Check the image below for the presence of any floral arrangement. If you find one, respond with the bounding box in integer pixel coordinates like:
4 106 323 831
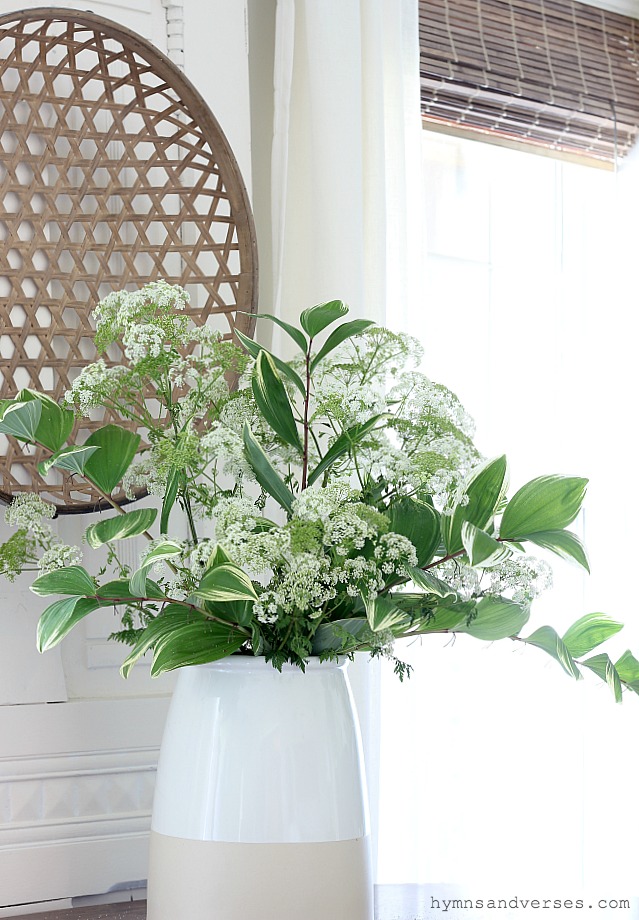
1 282 638 697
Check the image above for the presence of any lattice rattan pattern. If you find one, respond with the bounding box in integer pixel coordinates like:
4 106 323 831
0 9 257 512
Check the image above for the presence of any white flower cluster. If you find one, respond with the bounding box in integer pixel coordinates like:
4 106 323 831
200 424 253 481
313 376 386 426
390 373 476 439
122 458 167 500
122 323 165 364
38 543 83 575
253 554 336 624
64 360 127 415
374 532 418 575
487 557 553 605
323 506 380 555
5 493 56 538
292 481 360 523
93 280 189 331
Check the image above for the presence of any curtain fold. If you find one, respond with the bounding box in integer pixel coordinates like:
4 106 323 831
268 0 422 875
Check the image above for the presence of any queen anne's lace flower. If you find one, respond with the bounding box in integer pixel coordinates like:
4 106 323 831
5 494 56 538
38 544 83 575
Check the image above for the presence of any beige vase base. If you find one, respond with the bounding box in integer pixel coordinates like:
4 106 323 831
147 830 374 920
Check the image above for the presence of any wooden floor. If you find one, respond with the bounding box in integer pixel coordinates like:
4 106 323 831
8 885 442 920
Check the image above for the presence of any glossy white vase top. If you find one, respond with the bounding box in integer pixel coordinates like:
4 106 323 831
151 656 370 844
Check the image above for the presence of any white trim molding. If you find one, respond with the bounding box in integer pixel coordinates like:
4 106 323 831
161 0 185 68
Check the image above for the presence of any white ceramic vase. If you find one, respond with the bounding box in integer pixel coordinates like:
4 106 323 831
146 656 373 920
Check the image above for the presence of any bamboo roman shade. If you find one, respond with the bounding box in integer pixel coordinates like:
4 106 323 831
420 0 639 164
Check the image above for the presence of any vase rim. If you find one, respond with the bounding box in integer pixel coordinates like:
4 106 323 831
185 654 348 673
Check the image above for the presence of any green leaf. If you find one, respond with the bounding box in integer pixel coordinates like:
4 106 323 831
614 650 639 688
363 594 407 632
523 530 590 573
120 606 193 677
129 540 182 597
0 400 42 441
150 621 245 676
389 497 441 567
524 625 582 679
37 596 100 652
307 415 386 487
417 603 471 633
311 618 370 652
300 300 348 338
461 522 512 568
83 425 141 495
192 564 258 603
310 319 375 371
404 565 458 599
456 595 529 641
160 467 183 534
235 330 305 395
252 351 302 450
500 476 588 541
15 390 74 452
85 508 158 549
38 444 100 478
96 578 166 604
562 613 623 659
581 653 623 702
442 455 509 554
243 424 294 512
31 565 97 597
256 313 308 352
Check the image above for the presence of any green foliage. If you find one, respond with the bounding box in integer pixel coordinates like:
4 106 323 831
83 425 141 495
500 475 588 541
85 508 158 549
0 282 633 699
252 351 302 450
441 455 509 554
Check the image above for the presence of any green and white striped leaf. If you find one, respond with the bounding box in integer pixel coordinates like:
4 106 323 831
83 425 141 494
192 564 258 603
149 621 245 676
85 508 158 549
363 594 407 632
524 625 582 679
562 613 623 659
500 476 588 541
582 653 623 702
0 400 42 441
39 444 100 478
120 605 194 677
441 455 509 554
37 596 100 652
405 565 458 600
15 390 74 452
31 565 97 598
461 522 512 568
523 529 590 572
456 595 529 641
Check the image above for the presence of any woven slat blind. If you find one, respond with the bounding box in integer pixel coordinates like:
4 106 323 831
420 0 639 164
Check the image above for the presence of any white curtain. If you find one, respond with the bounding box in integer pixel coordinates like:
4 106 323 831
266 0 422 874
377 131 639 903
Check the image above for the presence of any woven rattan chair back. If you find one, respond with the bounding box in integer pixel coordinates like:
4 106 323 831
0 8 257 512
